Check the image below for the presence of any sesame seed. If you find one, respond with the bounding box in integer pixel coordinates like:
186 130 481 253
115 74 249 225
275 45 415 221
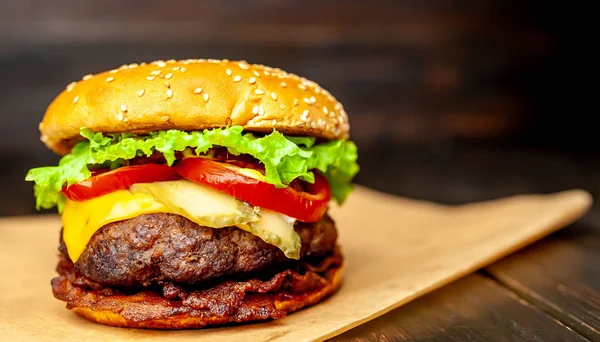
150 70 161 76
167 59 176 63
280 82 287 88
279 103 287 110
128 63 138 68
302 109 309 117
311 122 317 129
293 99 299 106
233 75 242 83
147 76 155 81
323 106 329 114
272 119 277 125
298 84 307 90
258 106 265 115
106 77 114 83
194 87 202 94
120 104 128 112
137 89 145 97
180 67 186 72
117 112 123 121
82 74 93 81
203 93 210 102
304 98 311 104
72 96 79 104
165 81 171 88
161 115 170 122
156 61 167 67
270 92 278 101
252 105 259 115
167 89 173 98
239 63 250 70
110 69 118 74
310 96 316 104
254 89 264 95
66 82 76 92
248 77 256 84
226 69 232 76
172 66 181 71
165 73 173 79
253 71 261 77
264 70 271 76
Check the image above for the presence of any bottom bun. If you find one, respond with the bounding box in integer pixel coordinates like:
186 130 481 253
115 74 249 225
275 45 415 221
52 248 344 329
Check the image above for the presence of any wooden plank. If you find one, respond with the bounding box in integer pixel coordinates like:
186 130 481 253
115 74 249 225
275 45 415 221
0 0 535 45
330 273 587 341
486 214 600 341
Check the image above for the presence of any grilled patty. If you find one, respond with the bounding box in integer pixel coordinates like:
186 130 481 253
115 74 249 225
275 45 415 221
59 213 337 287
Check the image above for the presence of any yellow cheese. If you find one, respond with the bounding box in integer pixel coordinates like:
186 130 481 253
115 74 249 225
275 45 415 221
229 165 267 182
62 190 169 262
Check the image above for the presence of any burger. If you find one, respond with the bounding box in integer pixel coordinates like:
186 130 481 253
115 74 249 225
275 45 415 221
25 59 359 329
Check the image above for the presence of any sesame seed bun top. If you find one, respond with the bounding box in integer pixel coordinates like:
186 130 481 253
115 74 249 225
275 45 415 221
39 58 351 155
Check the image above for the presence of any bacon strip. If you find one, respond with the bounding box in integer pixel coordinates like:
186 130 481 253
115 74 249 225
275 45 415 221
51 248 343 327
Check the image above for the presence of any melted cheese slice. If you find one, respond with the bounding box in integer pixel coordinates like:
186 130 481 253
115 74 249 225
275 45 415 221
62 190 169 262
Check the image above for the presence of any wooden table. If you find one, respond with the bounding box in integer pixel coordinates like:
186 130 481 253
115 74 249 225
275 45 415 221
330 213 600 341
326 146 600 341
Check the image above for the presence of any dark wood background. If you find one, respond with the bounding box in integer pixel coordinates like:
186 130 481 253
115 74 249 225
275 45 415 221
1 2 599 341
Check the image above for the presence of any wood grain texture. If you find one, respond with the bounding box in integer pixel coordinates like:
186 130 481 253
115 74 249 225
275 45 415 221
330 273 587 342
0 186 591 341
0 1 541 46
486 213 600 341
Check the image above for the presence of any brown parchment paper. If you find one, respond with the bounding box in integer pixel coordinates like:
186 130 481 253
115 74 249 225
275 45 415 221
0 186 592 341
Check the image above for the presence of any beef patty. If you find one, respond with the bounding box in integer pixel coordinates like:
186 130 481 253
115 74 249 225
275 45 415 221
59 213 337 287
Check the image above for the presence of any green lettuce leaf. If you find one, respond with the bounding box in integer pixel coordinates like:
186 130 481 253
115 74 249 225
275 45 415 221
25 126 359 212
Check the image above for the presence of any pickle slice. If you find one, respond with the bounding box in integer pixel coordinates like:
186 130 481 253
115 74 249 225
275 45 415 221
239 209 301 259
130 180 260 228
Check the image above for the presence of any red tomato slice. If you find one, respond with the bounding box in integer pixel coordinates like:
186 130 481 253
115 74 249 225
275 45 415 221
62 164 181 201
174 158 331 222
